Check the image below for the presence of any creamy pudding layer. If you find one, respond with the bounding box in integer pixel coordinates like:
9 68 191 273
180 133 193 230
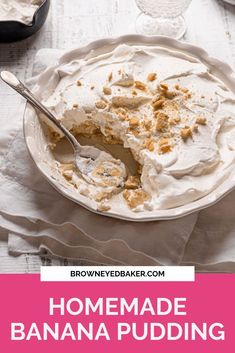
0 0 43 24
43 44 235 212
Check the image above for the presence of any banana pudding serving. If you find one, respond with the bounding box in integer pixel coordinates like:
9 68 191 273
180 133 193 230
43 44 235 213
0 0 43 24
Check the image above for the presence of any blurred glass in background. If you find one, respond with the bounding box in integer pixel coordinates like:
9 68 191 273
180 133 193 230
135 0 192 39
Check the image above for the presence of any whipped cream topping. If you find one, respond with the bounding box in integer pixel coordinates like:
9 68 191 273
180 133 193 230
43 44 235 212
0 0 43 24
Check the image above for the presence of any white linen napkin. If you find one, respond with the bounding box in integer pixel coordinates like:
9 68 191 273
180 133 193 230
0 49 234 271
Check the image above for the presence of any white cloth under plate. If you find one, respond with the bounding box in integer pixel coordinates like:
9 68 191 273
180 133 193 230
0 49 234 271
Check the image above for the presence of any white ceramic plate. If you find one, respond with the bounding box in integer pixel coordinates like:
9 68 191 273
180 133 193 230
23 34 235 222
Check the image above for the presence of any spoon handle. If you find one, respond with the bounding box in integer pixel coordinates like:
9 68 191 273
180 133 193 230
0 71 80 151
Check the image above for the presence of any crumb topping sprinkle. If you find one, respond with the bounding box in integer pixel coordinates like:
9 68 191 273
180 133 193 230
44 44 235 212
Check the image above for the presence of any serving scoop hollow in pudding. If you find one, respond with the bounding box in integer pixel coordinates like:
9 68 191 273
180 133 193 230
0 70 127 187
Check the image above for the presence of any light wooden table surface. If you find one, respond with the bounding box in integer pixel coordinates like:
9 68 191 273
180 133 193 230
0 0 235 272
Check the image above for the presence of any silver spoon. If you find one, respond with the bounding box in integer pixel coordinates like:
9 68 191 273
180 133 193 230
0 71 126 186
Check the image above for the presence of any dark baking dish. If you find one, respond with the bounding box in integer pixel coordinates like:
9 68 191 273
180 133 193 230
0 0 50 43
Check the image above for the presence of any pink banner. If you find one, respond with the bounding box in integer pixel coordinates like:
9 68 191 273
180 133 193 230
0 274 234 352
